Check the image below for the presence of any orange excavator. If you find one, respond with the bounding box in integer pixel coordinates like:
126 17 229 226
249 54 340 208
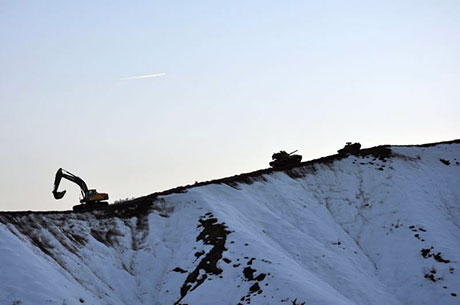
52 168 109 211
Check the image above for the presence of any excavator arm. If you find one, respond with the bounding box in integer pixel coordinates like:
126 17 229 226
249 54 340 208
52 168 89 200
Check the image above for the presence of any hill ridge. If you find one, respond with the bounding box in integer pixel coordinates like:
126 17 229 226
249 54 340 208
1 139 458 216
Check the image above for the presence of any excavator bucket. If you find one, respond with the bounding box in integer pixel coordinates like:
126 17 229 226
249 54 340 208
53 190 66 200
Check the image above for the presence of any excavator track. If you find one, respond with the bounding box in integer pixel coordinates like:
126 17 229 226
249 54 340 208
72 201 109 212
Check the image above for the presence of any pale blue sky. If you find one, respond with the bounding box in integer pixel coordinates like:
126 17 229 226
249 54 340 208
1 1 459 211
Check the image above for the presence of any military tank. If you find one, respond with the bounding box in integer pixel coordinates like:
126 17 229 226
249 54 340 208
337 142 361 155
269 150 302 168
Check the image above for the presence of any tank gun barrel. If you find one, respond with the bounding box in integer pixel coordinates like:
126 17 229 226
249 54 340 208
289 150 298 155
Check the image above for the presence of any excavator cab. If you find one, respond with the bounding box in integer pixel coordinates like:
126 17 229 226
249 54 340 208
82 189 109 203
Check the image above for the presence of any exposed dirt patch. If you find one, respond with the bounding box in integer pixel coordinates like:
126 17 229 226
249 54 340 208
433 253 451 263
249 282 261 293
94 198 160 219
410 225 427 241
421 247 433 258
173 267 187 273
128 214 150 250
285 168 307 179
90 227 124 248
420 247 451 263
238 257 268 304
255 273 266 281
424 268 441 282
356 146 393 161
243 267 256 280
194 250 205 259
175 213 230 305
440 159 450 166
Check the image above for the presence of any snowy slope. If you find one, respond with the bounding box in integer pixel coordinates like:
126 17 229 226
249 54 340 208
1 141 459 305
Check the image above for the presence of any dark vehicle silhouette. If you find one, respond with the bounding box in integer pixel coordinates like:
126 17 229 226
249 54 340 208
270 150 302 168
52 168 109 211
337 142 361 155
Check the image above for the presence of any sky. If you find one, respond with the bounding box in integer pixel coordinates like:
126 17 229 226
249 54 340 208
1 0 459 211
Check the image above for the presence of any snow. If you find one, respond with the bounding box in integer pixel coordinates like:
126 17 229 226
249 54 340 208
0 142 459 305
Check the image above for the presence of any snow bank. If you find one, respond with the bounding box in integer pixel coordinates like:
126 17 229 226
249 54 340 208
1 141 459 305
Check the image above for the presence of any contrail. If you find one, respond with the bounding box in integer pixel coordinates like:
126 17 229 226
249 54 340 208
119 73 166 80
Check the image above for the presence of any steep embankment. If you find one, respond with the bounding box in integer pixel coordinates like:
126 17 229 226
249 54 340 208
1 141 459 305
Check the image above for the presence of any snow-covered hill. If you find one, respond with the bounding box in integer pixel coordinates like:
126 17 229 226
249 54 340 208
1 141 459 305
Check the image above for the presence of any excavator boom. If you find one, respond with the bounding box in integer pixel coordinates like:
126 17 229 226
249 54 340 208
53 168 89 200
